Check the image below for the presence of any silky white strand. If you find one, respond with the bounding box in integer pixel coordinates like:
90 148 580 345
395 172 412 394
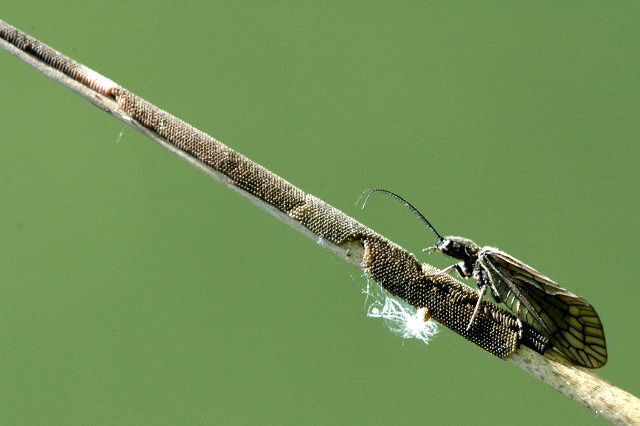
363 278 438 345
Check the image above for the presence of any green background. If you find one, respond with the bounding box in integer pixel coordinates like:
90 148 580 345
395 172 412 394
1 2 639 424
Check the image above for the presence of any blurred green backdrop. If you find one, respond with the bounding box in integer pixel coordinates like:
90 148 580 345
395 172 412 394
1 2 638 424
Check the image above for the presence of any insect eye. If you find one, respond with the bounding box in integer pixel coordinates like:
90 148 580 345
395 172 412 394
438 239 451 250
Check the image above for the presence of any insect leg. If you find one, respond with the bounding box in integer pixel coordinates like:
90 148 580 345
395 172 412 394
422 245 438 254
475 258 503 303
425 262 462 278
515 317 524 340
466 262 494 330
466 285 487 331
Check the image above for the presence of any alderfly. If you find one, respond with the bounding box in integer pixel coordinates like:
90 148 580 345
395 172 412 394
361 188 607 368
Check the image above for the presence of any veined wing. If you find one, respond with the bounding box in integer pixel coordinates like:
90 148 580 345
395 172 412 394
478 247 607 368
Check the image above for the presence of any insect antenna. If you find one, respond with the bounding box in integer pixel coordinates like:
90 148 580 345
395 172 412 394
360 188 443 240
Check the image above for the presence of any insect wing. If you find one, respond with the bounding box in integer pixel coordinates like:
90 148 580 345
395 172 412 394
479 248 607 368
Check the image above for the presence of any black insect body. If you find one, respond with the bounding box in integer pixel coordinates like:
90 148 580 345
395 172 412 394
362 189 608 368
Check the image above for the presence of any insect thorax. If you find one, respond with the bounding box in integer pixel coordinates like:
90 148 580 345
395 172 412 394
436 236 480 278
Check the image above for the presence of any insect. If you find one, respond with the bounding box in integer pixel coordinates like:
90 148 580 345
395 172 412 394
362 188 608 368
